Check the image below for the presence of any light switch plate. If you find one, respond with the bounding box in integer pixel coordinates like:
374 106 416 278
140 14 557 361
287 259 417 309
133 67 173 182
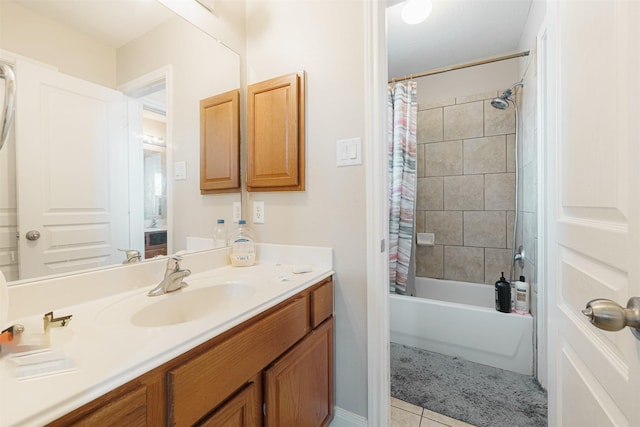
232 202 241 223
336 137 362 166
174 161 187 180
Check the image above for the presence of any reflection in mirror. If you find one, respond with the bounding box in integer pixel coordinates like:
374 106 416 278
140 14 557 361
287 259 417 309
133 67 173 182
0 0 241 284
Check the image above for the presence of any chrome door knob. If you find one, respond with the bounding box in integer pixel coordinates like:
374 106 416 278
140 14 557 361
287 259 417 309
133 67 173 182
582 297 640 339
25 230 40 241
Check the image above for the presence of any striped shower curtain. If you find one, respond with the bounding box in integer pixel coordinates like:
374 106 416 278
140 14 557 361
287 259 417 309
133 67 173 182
388 81 417 295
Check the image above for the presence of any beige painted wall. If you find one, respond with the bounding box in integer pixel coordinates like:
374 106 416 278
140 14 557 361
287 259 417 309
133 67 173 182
245 0 368 417
0 0 116 87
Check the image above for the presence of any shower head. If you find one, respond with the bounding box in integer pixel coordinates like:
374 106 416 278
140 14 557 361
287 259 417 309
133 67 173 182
490 97 510 110
490 81 523 110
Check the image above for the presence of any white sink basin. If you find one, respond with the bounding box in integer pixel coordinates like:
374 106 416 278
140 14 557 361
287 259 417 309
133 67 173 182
95 282 257 328
132 283 256 327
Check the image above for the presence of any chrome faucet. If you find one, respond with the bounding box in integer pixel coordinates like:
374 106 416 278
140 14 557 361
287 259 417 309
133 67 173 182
148 255 191 296
119 248 141 264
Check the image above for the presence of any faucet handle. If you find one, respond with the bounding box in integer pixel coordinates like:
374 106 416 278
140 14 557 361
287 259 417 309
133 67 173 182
165 254 184 273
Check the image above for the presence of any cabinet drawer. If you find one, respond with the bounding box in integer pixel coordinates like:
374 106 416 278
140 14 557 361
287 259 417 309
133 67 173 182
169 296 310 426
51 384 148 427
311 278 333 328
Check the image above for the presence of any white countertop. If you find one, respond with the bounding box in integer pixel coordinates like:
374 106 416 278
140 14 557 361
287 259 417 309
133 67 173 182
0 244 333 427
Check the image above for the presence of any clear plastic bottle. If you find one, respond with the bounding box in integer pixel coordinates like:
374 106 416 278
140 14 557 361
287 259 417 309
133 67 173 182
213 219 228 249
514 275 530 315
228 220 256 266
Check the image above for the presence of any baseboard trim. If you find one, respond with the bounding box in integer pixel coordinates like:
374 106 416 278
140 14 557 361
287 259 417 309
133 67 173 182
330 407 368 427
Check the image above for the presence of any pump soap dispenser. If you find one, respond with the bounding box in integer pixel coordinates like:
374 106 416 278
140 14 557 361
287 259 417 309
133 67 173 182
495 272 511 313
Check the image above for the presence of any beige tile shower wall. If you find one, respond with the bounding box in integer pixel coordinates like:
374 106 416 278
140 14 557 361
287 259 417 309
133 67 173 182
415 91 516 285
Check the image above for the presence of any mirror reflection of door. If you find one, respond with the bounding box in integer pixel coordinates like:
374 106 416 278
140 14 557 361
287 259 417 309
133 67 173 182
15 58 129 280
142 106 168 259
123 76 169 261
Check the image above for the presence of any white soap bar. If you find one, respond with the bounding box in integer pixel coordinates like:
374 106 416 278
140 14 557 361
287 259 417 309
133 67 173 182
292 265 313 274
8 349 74 379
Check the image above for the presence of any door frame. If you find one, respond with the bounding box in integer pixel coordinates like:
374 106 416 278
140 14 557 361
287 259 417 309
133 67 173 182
364 2 551 424
364 0 390 425
119 65 173 257
543 0 559 421
535 19 549 391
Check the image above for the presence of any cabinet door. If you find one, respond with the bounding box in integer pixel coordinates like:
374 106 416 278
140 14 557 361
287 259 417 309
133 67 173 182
200 381 261 427
247 72 305 192
264 318 334 427
169 296 310 426
200 89 240 194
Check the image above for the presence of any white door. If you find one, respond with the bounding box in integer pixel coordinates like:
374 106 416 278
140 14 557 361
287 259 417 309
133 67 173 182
548 0 640 425
15 59 129 279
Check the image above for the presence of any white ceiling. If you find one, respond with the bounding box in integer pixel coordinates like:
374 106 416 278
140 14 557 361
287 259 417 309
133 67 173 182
387 0 533 79
12 0 175 48
14 0 532 77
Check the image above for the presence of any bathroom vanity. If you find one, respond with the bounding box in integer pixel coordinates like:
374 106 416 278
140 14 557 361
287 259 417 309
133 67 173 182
49 277 333 426
1 244 334 427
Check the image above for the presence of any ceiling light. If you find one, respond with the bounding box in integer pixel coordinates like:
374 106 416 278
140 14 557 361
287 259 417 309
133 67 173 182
401 0 433 25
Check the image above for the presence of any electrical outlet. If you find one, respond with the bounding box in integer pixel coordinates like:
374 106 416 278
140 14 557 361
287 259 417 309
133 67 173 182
253 201 265 224
232 202 241 223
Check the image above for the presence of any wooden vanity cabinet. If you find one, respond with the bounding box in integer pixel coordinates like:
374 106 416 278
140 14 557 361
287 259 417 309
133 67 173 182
48 276 334 427
144 229 167 258
246 72 305 192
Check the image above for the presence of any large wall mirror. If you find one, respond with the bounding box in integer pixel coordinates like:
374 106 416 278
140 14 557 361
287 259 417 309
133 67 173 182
0 0 241 284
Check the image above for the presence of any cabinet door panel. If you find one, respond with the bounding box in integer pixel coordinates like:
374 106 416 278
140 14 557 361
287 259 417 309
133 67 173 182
264 318 334 427
200 89 240 193
199 381 261 427
247 72 305 192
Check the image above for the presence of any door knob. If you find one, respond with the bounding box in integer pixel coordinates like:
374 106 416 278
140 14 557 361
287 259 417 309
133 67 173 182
582 297 640 340
25 230 40 241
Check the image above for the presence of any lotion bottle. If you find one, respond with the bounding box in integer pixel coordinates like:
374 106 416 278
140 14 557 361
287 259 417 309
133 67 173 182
514 275 529 314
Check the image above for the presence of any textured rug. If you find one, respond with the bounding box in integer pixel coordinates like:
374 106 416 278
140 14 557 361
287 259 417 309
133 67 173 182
391 343 547 427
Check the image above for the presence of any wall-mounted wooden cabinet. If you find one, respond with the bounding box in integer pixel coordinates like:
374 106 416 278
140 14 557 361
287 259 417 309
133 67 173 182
247 72 305 192
200 89 240 194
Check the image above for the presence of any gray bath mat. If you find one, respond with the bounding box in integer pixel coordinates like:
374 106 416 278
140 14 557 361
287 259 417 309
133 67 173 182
391 343 547 427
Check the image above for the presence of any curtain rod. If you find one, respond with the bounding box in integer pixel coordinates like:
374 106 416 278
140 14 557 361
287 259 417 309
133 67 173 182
389 51 530 83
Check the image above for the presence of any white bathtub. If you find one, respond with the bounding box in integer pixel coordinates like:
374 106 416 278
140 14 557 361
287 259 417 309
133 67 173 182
390 277 533 375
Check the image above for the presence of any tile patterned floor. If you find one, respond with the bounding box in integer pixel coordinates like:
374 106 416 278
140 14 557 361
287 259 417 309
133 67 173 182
390 397 477 427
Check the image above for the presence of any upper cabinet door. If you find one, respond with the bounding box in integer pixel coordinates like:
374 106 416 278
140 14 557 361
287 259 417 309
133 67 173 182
200 89 240 194
247 72 305 192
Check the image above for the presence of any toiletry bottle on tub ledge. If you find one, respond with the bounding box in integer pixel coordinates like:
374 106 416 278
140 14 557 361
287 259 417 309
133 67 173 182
495 272 511 313
514 276 529 315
